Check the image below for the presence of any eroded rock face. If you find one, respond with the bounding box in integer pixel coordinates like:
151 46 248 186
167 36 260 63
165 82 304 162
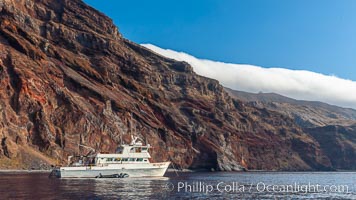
226 88 356 170
226 89 356 128
0 0 333 170
304 125 356 170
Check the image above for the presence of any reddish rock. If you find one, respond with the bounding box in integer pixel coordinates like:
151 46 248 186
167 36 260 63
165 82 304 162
0 0 333 170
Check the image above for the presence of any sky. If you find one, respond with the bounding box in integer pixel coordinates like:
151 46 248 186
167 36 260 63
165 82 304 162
83 0 356 108
84 0 356 81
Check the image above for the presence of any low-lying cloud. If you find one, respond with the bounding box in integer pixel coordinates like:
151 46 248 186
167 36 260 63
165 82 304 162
142 44 356 109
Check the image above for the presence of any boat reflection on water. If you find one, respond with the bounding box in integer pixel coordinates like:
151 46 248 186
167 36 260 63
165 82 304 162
58 176 172 199
94 177 171 198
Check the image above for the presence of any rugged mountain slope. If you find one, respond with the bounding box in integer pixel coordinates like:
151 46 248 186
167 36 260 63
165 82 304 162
226 88 356 170
304 125 356 170
226 88 356 128
0 0 333 170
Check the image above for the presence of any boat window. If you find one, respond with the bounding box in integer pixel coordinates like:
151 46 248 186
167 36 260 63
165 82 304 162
107 158 113 162
136 148 141 153
116 147 124 154
142 147 148 152
122 158 128 162
129 158 135 162
130 148 135 153
114 158 121 161
144 159 147 162
136 158 143 162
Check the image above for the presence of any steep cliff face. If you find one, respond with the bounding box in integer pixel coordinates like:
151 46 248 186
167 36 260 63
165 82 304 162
0 0 333 170
226 88 356 170
304 125 356 170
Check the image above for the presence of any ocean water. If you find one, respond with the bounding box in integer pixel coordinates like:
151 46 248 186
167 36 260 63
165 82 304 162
0 171 355 199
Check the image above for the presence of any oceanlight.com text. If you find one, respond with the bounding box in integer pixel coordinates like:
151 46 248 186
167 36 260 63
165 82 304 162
164 181 349 194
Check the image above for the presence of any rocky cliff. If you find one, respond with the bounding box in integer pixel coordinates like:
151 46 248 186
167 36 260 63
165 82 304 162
304 125 356 170
0 0 335 170
226 88 356 170
225 88 356 128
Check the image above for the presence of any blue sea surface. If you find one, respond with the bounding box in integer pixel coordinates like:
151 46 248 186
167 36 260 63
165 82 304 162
0 171 355 199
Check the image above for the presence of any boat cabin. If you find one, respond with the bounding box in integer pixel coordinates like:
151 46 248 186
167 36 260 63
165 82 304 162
67 137 153 166
95 137 152 165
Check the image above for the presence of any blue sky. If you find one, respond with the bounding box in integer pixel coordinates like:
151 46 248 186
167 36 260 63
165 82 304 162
84 0 356 81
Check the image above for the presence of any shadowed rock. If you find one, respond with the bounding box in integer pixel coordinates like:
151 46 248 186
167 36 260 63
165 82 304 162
0 0 337 171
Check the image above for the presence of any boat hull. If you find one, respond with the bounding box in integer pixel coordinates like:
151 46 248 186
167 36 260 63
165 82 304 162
57 162 170 178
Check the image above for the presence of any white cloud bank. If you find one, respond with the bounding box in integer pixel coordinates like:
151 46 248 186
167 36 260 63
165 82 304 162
142 44 356 109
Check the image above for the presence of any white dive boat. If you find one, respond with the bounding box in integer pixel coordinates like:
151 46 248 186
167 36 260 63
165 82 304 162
53 137 170 178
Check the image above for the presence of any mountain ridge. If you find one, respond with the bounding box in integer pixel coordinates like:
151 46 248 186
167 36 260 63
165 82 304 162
226 88 356 170
0 0 350 171
225 88 356 127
